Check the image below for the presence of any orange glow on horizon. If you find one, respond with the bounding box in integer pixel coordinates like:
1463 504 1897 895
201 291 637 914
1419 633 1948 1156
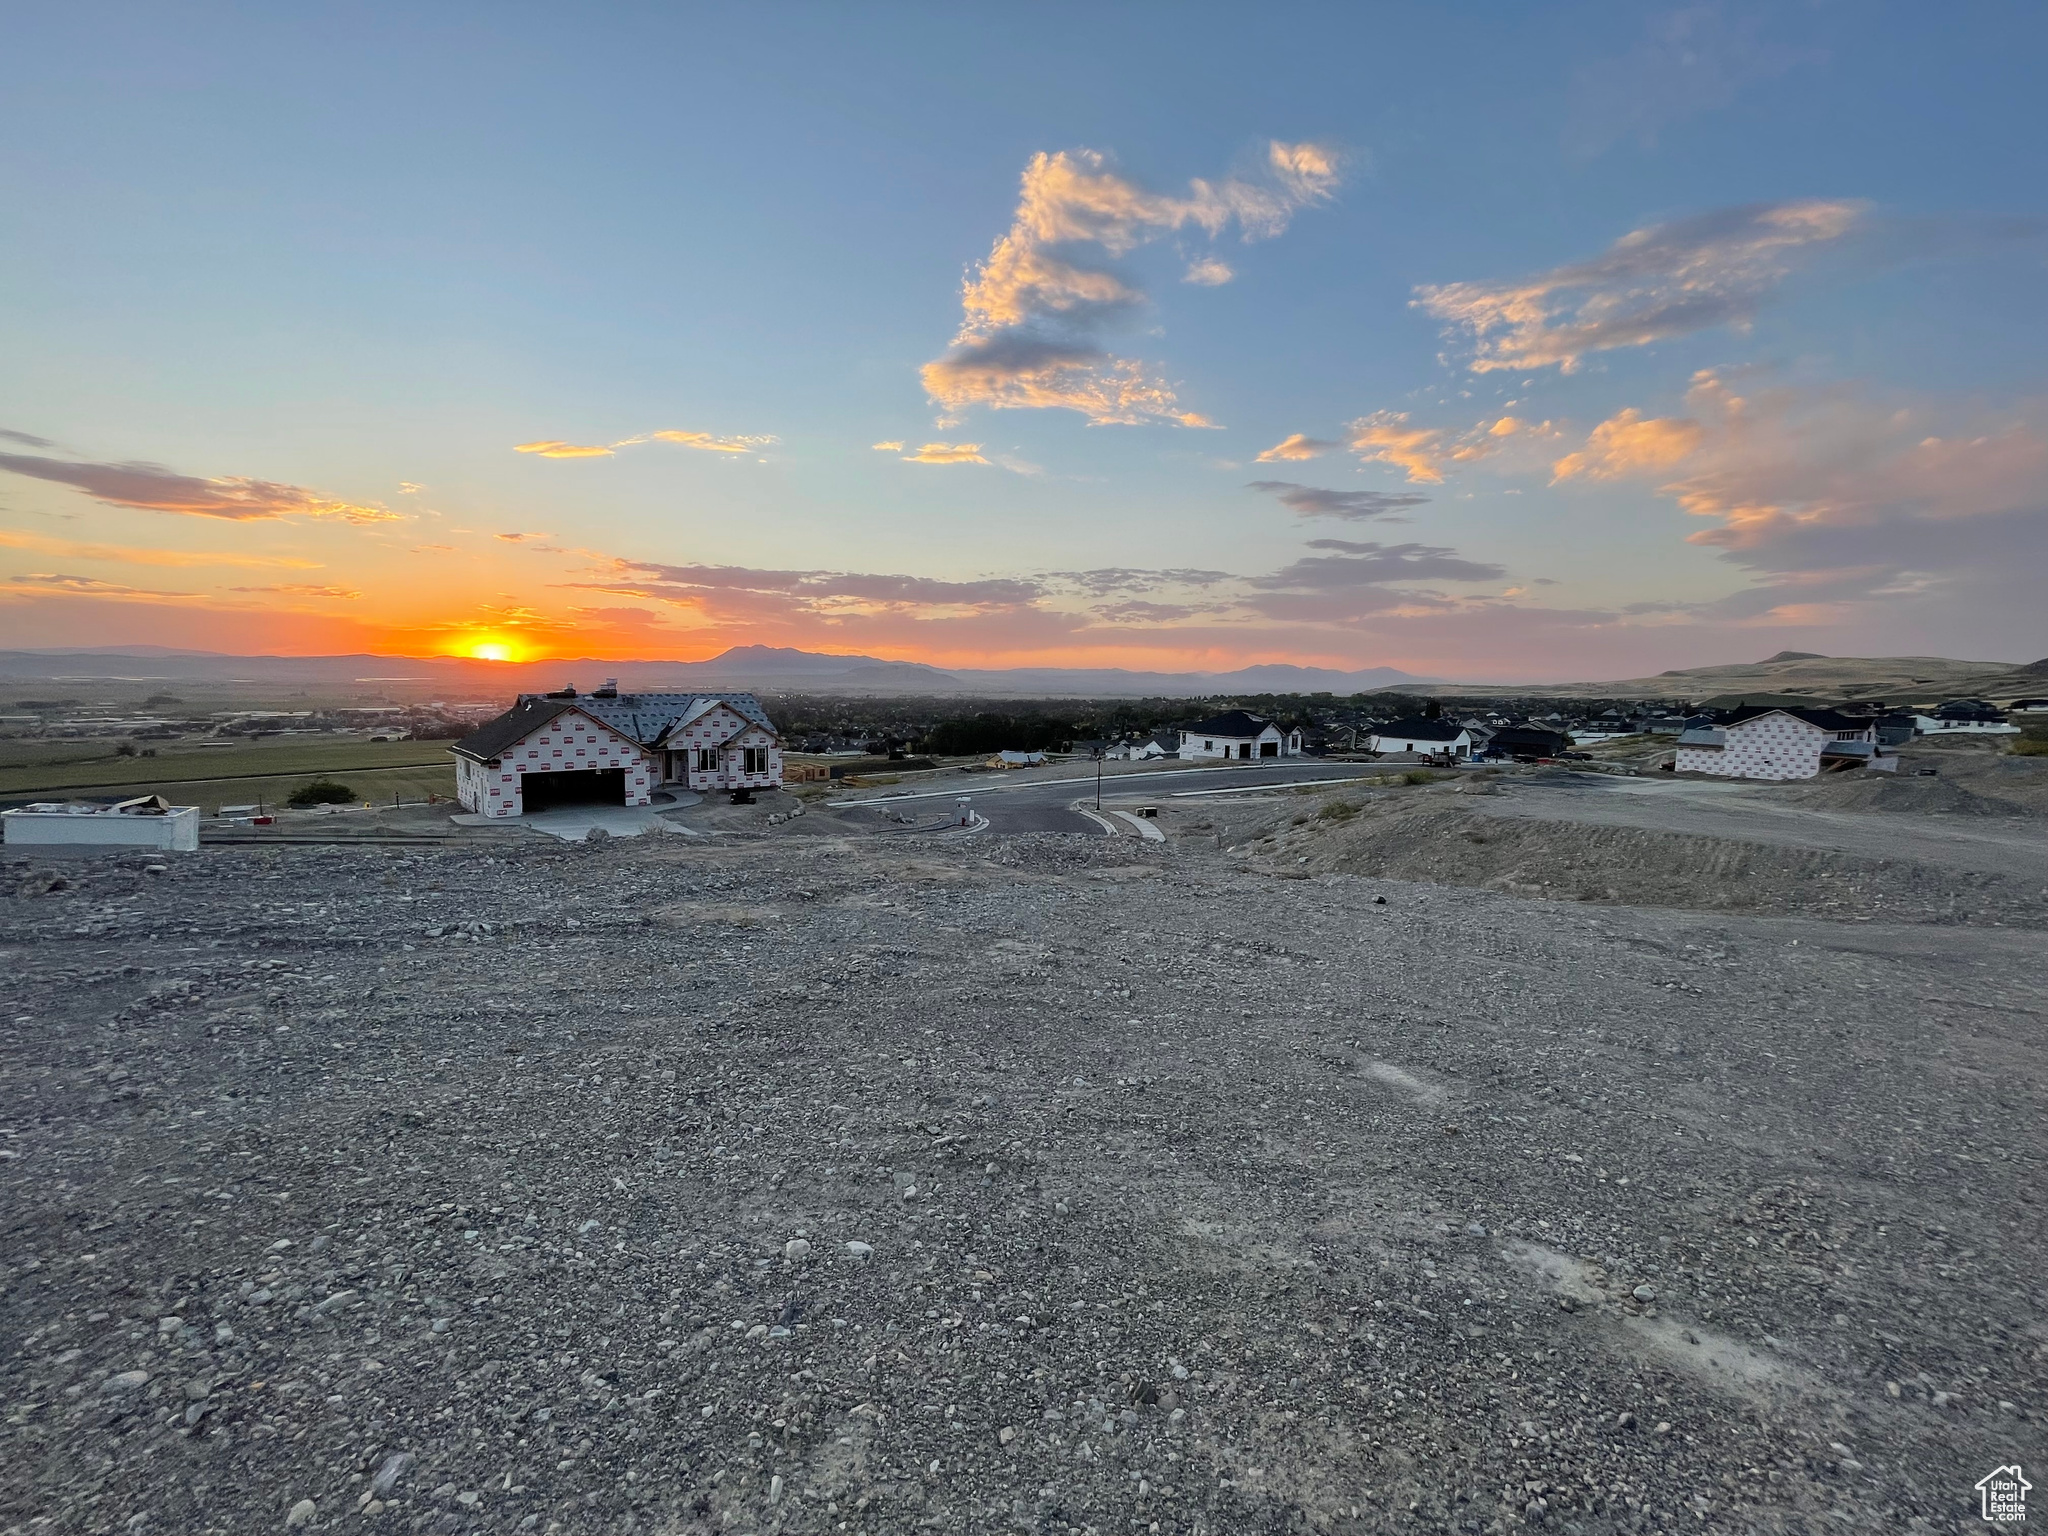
449 632 527 663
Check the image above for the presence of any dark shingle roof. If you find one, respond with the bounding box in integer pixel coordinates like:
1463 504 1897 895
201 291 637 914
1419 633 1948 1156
577 690 777 741
1724 704 1866 732
451 697 572 762
1369 718 1465 742
1181 710 1275 739
450 690 780 763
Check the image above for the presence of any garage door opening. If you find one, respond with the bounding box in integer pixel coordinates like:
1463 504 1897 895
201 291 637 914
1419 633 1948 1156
520 767 625 813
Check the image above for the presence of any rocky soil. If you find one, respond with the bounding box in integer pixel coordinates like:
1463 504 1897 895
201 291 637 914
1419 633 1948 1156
1 827 2043 1536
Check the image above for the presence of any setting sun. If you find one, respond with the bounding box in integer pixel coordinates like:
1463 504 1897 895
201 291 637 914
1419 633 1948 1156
455 634 524 663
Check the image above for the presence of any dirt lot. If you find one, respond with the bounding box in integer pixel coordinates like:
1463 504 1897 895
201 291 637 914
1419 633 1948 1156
1 805 2043 1536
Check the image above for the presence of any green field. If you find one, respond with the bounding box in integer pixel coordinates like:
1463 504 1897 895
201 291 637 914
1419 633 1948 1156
0 736 459 813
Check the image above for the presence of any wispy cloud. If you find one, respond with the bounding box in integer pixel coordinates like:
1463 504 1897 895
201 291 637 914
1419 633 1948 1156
515 429 777 460
495 531 554 543
0 451 404 523
922 142 1338 425
514 440 616 459
648 430 775 454
0 529 321 569
1347 412 1449 483
1247 481 1432 521
0 428 55 448
1 572 201 601
899 442 989 465
1254 433 1338 463
1415 200 1865 372
1183 257 1234 286
226 583 362 599
871 440 905 452
1565 6 1824 158
1254 540 1506 588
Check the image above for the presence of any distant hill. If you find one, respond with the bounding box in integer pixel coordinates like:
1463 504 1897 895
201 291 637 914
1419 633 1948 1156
1429 652 2042 704
3 644 2033 704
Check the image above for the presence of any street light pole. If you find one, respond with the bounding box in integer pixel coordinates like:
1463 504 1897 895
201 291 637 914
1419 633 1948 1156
1095 747 1103 810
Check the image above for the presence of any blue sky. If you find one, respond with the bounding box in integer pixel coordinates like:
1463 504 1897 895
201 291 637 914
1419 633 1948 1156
1 2 2042 678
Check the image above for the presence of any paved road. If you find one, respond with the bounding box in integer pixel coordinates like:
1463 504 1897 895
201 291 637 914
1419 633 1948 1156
1482 770 2047 879
827 758 1392 835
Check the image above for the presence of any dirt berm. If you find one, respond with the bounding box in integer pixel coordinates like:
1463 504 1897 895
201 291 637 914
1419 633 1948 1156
1240 798 2046 926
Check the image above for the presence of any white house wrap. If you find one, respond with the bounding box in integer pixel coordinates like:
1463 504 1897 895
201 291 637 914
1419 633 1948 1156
452 683 782 818
1673 705 1889 782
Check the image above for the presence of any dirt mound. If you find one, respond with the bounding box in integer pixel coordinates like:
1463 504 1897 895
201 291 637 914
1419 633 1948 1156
1707 738 2048 817
1772 771 2031 817
1246 801 2044 925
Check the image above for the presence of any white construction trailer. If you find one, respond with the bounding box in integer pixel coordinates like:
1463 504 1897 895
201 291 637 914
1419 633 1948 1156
1 797 200 851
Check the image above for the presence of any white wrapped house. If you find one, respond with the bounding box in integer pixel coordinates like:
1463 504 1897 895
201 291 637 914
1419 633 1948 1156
453 681 783 818
1673 705 1892 781
1178 710 1302 761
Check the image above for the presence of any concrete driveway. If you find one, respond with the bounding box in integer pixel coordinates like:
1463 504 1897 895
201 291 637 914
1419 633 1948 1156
451 792 703 842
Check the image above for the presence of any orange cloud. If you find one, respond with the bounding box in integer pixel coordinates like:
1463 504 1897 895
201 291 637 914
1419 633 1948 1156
926 142 1339 426
1346 412 1447 484
1255 433 1337 462
871 440 905 452
514 440 615 458
517 430 776 460
921 341 1189 427
900 442 989 465
647 430 776 453
1551 408 1705 481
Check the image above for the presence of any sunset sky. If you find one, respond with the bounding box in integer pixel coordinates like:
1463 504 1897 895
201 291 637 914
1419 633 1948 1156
1 3 2042 681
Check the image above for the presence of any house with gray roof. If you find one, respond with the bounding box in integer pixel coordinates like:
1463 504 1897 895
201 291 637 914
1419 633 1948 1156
451 680 783 818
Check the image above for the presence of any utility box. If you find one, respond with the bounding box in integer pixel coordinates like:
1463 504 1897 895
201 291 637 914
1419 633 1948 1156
2 798 201 851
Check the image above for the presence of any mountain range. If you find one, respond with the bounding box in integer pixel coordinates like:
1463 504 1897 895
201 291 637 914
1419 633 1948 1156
0 643 2039 703
0 643 1429 698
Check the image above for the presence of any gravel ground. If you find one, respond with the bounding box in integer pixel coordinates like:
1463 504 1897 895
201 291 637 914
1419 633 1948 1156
1 828 2042 1536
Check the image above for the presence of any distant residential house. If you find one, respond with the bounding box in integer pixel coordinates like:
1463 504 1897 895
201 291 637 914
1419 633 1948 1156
452 681 782 818
2009 697 2048 714
1068 738 1112 758
1179 710 1302 761
1674 705 1892 781
988 749 1046 769
1915 699 2018 736
1112 729 1179 761
1366 718 1473 757
1484 725 1571 761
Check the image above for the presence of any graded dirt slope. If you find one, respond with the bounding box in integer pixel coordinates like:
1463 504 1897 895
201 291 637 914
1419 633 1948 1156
1175 761 2048 926
2 830 2042 1535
